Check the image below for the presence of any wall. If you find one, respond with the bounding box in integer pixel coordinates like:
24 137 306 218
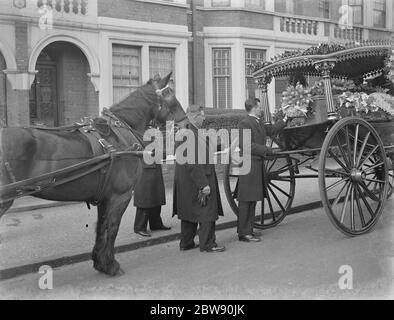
98 0 188 25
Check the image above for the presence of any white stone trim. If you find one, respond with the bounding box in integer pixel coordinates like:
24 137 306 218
3 70 37 90
0 40 17 71
28 33 100 89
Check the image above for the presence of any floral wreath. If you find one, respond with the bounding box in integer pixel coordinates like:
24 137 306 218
385 49 394 84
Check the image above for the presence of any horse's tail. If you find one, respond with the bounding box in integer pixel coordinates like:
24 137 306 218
0 127 14 217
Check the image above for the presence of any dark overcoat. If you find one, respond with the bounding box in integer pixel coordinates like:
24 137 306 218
237 115 286 202
172 126 224 223
133 161 166 208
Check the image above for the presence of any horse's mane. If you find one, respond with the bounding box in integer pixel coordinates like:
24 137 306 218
109 82 157 130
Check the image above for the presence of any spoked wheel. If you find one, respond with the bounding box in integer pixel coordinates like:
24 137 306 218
389 169 394 198
223 155 296 230
319 117 389 236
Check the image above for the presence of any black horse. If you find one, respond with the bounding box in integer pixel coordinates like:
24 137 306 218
0 73 186 276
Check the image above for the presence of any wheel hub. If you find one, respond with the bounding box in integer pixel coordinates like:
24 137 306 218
350 168 366 182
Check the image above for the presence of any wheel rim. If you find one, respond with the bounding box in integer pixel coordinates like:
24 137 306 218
319 118 389 236
223 156 296 230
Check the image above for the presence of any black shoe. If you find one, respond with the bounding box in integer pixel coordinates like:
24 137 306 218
180 243 199 251
204 246 226 253
135 230 151 237
151 226 171 231
239 235 261 242
252 231 262 237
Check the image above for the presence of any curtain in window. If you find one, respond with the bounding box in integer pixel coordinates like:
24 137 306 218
245 48 266 100
348 0 363 25
373 0 386 28
112 44 141 103
149 47 175 90
213 48 232 109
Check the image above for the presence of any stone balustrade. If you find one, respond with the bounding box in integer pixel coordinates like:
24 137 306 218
37 0 88 15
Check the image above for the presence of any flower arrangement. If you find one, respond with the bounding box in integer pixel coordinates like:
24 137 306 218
385 51 394 84
368 92 394 116
280 82 313 126
338 91 394 120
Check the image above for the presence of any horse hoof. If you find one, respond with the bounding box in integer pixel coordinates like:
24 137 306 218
117 268 125 276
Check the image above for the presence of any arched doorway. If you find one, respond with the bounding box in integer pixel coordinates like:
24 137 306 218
0 52 6 126
29 41 98 126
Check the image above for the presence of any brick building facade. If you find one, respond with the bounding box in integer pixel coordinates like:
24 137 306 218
0 0 393 126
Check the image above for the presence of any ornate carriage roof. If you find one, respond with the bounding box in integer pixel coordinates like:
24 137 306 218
252 40 394 83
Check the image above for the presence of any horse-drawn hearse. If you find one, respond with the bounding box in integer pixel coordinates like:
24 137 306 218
1 41 394 277
224 40 394 237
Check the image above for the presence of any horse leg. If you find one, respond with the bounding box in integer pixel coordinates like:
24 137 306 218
93 191 132 276
92 202 109 273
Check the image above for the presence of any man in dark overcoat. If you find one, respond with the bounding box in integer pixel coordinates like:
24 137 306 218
237 98 287 242
172 106 225 252
133 136 170 237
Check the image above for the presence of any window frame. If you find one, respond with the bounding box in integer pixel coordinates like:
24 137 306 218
348 0 363 25
112 44 142 104
212 48 232 109
149 46 176 92
373 0 386 28
245 48 266 101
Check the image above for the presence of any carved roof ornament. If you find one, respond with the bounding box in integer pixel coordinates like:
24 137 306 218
252 40 394 81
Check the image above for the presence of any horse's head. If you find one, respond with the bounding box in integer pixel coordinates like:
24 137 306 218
149 73 187 125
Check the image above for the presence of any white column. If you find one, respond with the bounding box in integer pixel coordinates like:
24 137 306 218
204 42 214 108
99 34 111 110
232 38 243 109
176 40 189 110
141 44 150 84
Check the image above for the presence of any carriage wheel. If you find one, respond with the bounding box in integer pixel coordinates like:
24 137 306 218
318 117 389 236
223 155 296 230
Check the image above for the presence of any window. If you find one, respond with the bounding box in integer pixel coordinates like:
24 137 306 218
149 47 175 91
319 0 329 19
348 0 363 25
112 44 141 103
213 48 232 109
373 0 386 28
211 0 230 7
245 0 265 9
245 49 266 100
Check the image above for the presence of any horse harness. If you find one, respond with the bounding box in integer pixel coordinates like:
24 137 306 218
76 108 145 208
